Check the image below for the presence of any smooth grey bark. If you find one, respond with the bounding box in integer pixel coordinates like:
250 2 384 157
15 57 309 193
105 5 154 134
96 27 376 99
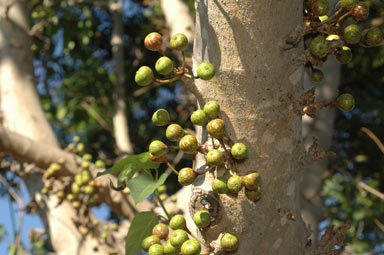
110 0 134 154
0 2 113 254
191 1 307 254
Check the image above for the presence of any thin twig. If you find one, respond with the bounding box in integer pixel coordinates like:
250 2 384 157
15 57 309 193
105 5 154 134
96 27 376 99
0 174 23 205
81 101 114 134
358 181 384 200
361 127 384 154
373 218 384 232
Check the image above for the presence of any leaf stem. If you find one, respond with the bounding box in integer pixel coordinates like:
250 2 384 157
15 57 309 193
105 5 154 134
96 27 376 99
155 191 171 221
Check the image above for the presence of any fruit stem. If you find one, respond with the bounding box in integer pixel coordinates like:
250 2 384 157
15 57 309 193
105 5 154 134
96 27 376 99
184 73 193 79
155 191 171 221
166 162 179 175
218 138 232 160
153 76 181 84
320 7 345 25
185 227 208 247
337 9 353 23
182 51 186 70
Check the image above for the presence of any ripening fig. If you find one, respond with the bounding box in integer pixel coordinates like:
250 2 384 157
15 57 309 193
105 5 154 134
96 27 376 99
181 239 201 255
221 233 239 252
336 93 355 111
206 149 224 166
231 143 248 160
179 135 199 153
144 32 163 51
227 175 244 193
336 46 352 64
190 109 208 126
340 0 358 9
149 140 168 157
95 160 105 168
212 176 229 194
71 183 81 194
343 24 361 44
203 101 220 118
157 184 167 194
352 2 369 20
311 0 330 16
135 66 154 86
73 136 80 143
206 119 225 139
152 223 169 240
82 161 90 169
164 240 179 255
362 27 383 47
245 186 261 202
311 69 324 82
170 33 188 51
155 56 174 75
178 167 197 186
310 36 330 58
111 223 119 231
242 172 261 191
197 62 215 80
83 153 92 161
159 193 168 201
57 190 65 199
169 229 189 248
41 187 49 194
142 235 161 251
80 226 89 236
170 214 186 230
72 200 81 209
148 244 164 255
152 109 170 126
166 124 184 142
84 185 94 195
193 210 211 228
66 193 76 201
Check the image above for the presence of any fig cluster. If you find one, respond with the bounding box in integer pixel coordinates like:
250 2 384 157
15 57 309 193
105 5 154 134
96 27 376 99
304 0 382 85
135 32 216 87
141 214 239 254
40 136 116 239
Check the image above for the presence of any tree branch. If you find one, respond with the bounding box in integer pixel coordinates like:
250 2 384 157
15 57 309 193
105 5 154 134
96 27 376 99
0 126 152 220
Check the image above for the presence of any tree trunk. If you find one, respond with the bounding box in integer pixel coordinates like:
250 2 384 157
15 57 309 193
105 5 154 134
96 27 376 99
301 57 340 243
0 2 112 254
110 0 134 154
191 1 307 254
300 0 341 243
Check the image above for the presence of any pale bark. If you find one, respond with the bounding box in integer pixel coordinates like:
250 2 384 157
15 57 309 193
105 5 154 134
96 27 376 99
110 0 134 154
191 1 307 254
301 57 340 243
0 2 113 254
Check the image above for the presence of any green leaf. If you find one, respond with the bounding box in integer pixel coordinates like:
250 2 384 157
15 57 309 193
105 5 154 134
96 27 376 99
127 173 169 205
96 152 160 184
125 212 158 255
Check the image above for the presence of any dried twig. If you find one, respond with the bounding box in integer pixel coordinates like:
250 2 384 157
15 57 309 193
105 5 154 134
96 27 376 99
360 127 384 154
